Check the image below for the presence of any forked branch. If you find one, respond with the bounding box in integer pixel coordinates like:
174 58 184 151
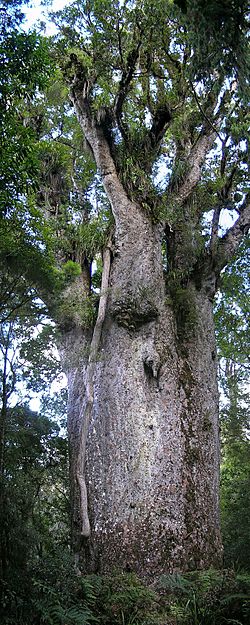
147 103 171 152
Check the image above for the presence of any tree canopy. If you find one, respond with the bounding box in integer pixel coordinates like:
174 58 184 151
46 0 249 287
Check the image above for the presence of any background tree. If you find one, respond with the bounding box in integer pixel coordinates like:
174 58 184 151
0 5 70 614
0 305 69 617
215 239 250 570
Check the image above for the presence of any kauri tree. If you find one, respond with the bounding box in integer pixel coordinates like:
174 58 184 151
3 0 250 578
47 0 250 577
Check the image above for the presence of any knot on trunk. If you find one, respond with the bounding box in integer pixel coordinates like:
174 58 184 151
110 285 159 330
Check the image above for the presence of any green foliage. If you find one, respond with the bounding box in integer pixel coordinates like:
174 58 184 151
174 0 250 99
34 595 94 625
2 555 163 625
31 570 164 625
2 564 250 625
214 240 250 571
159 569 250 625
0 16 53 212
0 212 58 310
84 572 161 624
58 292 98 330
0 266 69 624
0 3 61 317
0 406 69 625
221 436 250 571
61 260 82 283
19 323 63 395
215 238 250 376
0 0 25 33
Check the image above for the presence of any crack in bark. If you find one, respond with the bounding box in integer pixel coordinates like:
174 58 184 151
76 244 111 536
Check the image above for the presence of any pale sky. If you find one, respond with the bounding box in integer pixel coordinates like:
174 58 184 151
24 0 71 33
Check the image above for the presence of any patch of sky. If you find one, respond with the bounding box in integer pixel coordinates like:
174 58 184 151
113 70 122 83
151 154 173 192
23 0 71 34
201 207 240 243
219 208 239 233
112 127 123 144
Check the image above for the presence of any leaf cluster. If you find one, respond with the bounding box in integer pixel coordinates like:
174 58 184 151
0 22 53 211
175 0 250 100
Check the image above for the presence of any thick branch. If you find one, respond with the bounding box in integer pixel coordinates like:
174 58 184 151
114 42 142 141
70 81 134 230
209 205 222 252
214 197 250 272
147 104 171 152
76 244 111 536
173 131 216 205
220 164 238 201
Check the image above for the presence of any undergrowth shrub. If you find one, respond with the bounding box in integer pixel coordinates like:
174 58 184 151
81 572 164 624
158 569 250 625
1 561 250 625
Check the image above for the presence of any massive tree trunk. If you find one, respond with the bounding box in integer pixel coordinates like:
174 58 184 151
56 64 248 577
60 190 222 577
36 0 250 580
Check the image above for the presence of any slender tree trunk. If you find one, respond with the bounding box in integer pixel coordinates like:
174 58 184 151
60 325 89 556
60 198 222 577
59 273 92 556
0 327 11 587
0 334 9 480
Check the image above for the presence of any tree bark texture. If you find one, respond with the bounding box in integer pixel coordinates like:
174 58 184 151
53 76 231 576
60 195 222 578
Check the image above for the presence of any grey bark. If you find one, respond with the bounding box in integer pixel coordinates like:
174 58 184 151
76 244 111 537
85 242 221 576
58 84 249 577
61 193 222 577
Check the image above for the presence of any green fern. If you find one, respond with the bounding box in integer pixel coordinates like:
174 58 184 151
37 600 94 625
158 570 250 625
